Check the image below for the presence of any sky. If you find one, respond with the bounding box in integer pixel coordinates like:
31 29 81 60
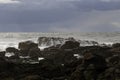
0 0 120 32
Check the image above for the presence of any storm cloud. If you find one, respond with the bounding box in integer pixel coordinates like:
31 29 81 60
0 0 120 32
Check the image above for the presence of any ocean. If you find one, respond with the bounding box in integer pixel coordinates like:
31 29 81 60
0 32 120 51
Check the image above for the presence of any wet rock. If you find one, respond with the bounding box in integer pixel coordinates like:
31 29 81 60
112 43 120 48
18 41 38 51
28 47 41 60
0 57 8 72
38 37 100 48
44 45 61 51
0 51 5 57
18 41 39 56
60 41 80 49
37 37 77 47
2 39 120 80
42 48 77 65
81 46 112 58
79 40 99 46
5 47 20 59
38 37 65 47
108 55 120 65
6 47 19 53
70 67 85 80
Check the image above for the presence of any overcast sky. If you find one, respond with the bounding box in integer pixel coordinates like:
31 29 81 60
0 0 120 32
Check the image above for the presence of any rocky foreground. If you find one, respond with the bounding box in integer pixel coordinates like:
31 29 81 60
0 37 120 80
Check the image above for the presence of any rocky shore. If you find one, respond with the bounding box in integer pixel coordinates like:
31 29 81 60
0 37 120 80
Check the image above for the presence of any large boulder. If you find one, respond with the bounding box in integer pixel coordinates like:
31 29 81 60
18 41 39 56
108 55 120 65
60 41 80 49
42 48 77 65
5 47 19 58
112 43 120 48
18 41 38 51
28 47 41 60
6 47 19 53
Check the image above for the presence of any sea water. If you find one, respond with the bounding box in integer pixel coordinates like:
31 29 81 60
0 32 120 51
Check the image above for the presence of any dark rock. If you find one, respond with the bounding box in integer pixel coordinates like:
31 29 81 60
6 47 19 53
112 43 120 48
1 39 120 80
81 46 112 58
5 47 20 58
0 51 5 57
37 37 78 47
79 40 99 46
18 41 39 56
70 49 108 80
42 48 77 65
38 37 65 47
21 75 41 80
44 45 61 51
108 55 120 65
0 57 8 72
18 41 38 51
28 47 41 60
38 37 100 48
60 41 80 49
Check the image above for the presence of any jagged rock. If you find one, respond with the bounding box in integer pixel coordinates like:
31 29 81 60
108 55 120 65
101 66 120 80
5 47 20 58
38 37 65 47
0 51 5 57
79 40 99 46
18 41 39 56
0 57 15 75
0 57 7 71
18 41 38 51
6 47 19 53
60 41 80 49
1 39 120 80
38 37 100 48
42 48 78 66
70 66 85 80
112 43 120 48
44 44 61 51
28 47 41 60
70 49 108 80
81 46 112 58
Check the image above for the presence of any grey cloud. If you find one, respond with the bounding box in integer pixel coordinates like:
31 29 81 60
49 10 120 32
0 0 120 32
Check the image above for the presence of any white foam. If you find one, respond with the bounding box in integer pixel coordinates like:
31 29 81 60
5 52 15 57
39 46 49 50
38 57 44 61
19 56 30 59
74 54 84 59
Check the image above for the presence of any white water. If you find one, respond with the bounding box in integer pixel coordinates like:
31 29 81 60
0 32 120 51
5 52 15 57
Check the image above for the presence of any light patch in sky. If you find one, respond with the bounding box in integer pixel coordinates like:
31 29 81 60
0 0 20 4
111 22 120 28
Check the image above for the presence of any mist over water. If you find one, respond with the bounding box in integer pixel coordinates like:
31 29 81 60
0 32 120 51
